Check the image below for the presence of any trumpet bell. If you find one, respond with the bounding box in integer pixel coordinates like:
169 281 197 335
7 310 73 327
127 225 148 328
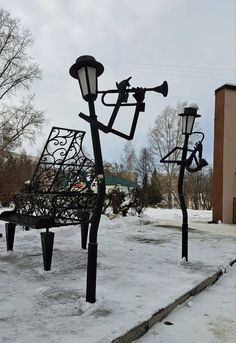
153 81 168 97
199 158 208 169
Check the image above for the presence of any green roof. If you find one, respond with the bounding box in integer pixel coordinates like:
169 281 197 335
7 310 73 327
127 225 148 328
105 175 137 188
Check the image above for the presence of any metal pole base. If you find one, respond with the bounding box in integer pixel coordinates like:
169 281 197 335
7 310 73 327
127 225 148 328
5 223 16 251
182 222 188 262
41 230 54 271
86 242 98 303
81 223 89 250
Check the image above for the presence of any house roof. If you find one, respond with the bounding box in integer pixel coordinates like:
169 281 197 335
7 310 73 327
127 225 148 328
105 175 137 188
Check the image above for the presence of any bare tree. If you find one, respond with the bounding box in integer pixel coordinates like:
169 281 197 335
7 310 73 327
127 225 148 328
120 141 137 174
103 161 126 176
148 101 187 208
148 169 163 206
185 166 213 210
0 8 44 152
0 152 36 206
135 146 153 188
0 96 44 152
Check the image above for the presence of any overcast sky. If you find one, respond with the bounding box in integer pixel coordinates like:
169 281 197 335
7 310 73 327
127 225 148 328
1 0 236 164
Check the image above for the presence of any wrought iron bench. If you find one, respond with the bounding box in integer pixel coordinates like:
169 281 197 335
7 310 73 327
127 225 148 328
0 126 97 270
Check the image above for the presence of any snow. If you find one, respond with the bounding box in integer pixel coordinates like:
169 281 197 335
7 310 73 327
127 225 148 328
136 263 236 343
188 103 199 109
0 208 235 342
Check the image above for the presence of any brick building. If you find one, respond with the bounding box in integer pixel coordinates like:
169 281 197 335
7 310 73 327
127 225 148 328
213 84 236 224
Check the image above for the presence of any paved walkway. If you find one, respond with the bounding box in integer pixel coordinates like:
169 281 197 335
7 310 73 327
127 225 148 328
135 262 236 343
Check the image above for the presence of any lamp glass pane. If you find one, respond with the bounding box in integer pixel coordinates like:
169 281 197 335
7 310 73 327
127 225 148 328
78 67 88 97
87 66 97 94
182 115 187 134
186 115 195 134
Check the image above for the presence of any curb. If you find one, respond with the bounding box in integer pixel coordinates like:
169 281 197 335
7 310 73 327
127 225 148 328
112 259 236 343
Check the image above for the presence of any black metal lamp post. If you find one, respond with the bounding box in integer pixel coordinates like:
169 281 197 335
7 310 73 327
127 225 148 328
160 104 207 262
70 55 168 303
70 56 106 303
178 105 200 261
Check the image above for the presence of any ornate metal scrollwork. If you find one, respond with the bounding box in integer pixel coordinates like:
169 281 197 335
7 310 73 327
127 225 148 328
52 193 97 225
29 127 96 193
6 127 98 227
13 191 98 225
14 193 55 217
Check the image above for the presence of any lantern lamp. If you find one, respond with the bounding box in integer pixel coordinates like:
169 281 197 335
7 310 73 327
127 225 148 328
179 104 201 135
69 55 104 101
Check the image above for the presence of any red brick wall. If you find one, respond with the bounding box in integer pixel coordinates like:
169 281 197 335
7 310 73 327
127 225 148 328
212 89 225 222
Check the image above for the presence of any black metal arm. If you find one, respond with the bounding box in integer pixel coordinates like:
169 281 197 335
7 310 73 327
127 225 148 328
160 132 208 172
79 78 168 140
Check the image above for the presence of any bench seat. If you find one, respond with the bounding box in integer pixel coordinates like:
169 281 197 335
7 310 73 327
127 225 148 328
0 211 56 229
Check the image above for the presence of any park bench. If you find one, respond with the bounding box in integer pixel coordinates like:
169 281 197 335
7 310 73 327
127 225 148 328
0 126 98 270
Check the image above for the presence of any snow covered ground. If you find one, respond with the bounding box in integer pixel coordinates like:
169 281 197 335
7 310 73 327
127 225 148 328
136 262 236 343
0 208 235 342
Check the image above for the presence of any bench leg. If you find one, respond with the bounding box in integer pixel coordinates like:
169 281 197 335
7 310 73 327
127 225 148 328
81 223 89 250
41 230 54 271
5 223 16 251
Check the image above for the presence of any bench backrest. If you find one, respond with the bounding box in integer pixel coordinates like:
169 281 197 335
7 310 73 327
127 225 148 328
29 127 96 194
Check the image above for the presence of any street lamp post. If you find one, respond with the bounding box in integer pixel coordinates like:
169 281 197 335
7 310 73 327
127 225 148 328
160 104 207 262
70 55 168 302
70 56 105 303
178 105 200 261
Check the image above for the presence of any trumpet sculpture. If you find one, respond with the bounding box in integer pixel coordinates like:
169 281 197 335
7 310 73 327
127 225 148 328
79 77 168 140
